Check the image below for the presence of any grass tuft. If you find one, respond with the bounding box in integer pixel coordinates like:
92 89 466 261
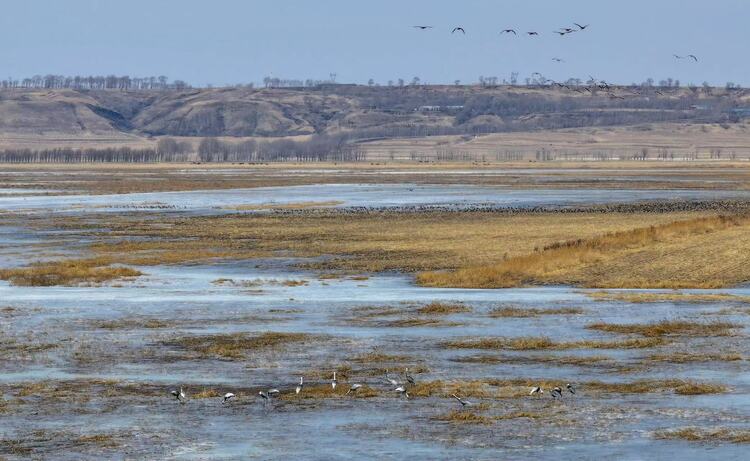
165 332 312 359
0 257 141 286
586 320 741 337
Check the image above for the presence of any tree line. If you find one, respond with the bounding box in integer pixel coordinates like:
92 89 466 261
0 75 190 90
0 135 366 163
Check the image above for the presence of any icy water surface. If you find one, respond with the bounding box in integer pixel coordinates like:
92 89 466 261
2 185 750 459
2 257 750 460
2 183 750 214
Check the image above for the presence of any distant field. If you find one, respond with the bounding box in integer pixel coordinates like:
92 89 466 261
3 161 750 194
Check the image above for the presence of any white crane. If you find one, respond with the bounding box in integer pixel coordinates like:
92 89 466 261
222 392 235 404
551 387 563 399
346 384 363 395
566 383 576 395
394 385 409 399
296 376 304 395
385 370 400 386
451 394 471 407
331 372 338 390
529 386 543 396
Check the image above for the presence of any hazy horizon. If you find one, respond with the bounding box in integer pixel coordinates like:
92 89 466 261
1 0 748 87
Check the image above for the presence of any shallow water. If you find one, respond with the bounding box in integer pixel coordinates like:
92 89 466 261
2 183 749 214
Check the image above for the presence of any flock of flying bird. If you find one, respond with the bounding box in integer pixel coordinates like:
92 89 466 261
170 369 576 408
411 22 700 99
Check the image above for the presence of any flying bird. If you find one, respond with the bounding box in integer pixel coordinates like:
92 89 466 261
413 25 433 30
560 28 576 33
501 29 517 35
222 392 235 404
530 386 543 396
574 23 589 30
552 58 565 63
296 376 304 395
451 394 472 407
688 54 698 62
346 384 363 395
566 384 576 395
673 54 684 59
527 31 539 36
452 27 466 34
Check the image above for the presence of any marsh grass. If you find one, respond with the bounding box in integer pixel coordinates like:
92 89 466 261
587 291 750 304
282 384 379 400
417 214 750 289
586 320 741 337
442 336 665 351
226 200 344 211
489 306 583 318
0 257 141 286
452 354 612 367
381 317 457 328
416 302 471 315
645 352 743 363
655 427 750 443
165 332 313 359
433 410 494 425
95 318 169 330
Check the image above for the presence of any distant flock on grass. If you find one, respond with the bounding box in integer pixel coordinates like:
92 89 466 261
169 369 576 407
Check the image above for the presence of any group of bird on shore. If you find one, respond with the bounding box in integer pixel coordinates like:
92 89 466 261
170 369 576 408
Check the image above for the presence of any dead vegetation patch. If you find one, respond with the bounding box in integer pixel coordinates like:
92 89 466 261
489 306 583 317
418 214 750 289
164 332 314 359
655 427 750 443
587 291 750 304
0 257 141 286
416 302 471 315
586 320 741 337
442 336 665 351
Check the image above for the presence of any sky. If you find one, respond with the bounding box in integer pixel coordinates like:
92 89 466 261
0 0 747 87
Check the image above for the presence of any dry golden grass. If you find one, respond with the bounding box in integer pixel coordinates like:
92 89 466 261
489 306 583 317
349 352 414 363
442 336 665 350
452 354 612 367
416 302 471 315
586 291 750 304
418 214 750 289
226 200 344 210
400 378 725 399
15 202 750 289
433 410 494 425
165 332 312 359
586 320 741 337
76 210 699 274
191 389 223 399
0 257 141 286
646 352 743 363
281 384 379 400
655 427 750 443
95 318 169 330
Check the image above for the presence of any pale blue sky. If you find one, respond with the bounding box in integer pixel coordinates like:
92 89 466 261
1 0 747 87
